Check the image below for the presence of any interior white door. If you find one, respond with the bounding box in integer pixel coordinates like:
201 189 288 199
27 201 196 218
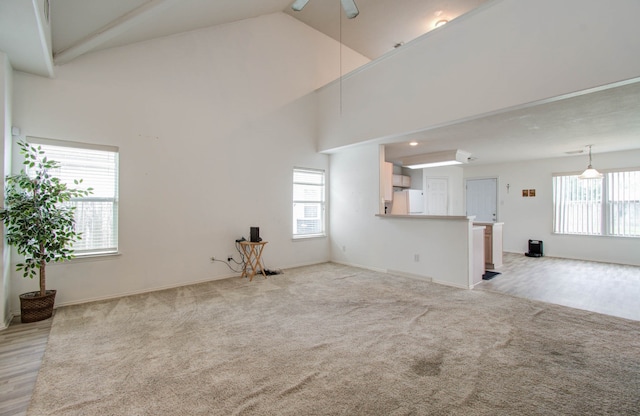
466 178 497 222
426 177 448 215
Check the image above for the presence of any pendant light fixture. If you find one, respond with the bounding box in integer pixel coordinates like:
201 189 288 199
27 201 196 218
578 145 603 179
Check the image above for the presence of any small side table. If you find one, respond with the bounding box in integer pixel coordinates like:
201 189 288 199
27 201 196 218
239 241 268 281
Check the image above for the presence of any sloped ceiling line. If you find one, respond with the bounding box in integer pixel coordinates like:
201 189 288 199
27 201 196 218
53 0 177 65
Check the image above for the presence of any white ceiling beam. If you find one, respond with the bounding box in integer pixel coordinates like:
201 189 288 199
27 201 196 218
53 0 177 65
31 0 55 78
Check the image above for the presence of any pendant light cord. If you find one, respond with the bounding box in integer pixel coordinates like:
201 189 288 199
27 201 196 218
339 0 343 115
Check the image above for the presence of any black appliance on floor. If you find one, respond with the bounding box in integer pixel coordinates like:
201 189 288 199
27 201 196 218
525 239 543 257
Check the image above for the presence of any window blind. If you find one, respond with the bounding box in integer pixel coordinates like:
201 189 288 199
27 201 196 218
607 170 640 237
553 169 639 238
553 174 602 235
28 140 119 255
293 168 325 238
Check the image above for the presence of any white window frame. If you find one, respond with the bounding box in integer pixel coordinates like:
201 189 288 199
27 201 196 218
292 167 326 239
553 168 640 238
27 137 120 256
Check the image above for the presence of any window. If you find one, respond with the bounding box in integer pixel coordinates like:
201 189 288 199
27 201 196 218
293 168 325 238
28 138 119 255
553 169 640 237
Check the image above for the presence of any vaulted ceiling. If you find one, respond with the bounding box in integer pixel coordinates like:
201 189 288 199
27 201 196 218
1 0 639 165
1 0 487 76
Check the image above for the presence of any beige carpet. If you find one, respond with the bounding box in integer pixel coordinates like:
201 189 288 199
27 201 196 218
28 263 640 415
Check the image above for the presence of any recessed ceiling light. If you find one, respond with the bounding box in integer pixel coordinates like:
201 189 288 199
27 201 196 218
435 19 448 28
409 141 418 146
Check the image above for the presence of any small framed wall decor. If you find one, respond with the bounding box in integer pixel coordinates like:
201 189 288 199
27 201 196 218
522 189 529 197
529 189 536 197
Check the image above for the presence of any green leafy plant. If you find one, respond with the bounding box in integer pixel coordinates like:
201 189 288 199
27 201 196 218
0 141 92 296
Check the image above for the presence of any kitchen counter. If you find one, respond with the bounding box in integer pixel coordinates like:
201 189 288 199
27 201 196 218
473 222 503 269
376 214 473 221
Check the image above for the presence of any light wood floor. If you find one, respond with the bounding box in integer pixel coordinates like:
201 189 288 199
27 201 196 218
1 254 638 415
477 252 640 321
0 316 52 416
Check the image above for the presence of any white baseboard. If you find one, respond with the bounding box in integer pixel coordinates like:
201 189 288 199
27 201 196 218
330 260 386 274
279 260 331 270
386 269 433 283
52 272 238 309
40 261 333 310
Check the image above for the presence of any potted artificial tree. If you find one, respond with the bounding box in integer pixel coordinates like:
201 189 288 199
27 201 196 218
0 141 92 323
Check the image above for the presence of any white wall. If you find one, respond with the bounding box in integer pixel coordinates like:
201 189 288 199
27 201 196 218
463 149 640 266
9 13 369 311
330 144 473 288
325 0 640 281
317 0 640 152
404 167 422 191
0 52 12 328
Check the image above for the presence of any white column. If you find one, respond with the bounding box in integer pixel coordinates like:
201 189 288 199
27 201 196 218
0 51 13 329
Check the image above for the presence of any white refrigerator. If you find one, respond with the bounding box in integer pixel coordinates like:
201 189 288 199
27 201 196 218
390 189 424 215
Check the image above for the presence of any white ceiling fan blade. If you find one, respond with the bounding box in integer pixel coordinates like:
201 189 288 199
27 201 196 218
291 0 310 12
341 0 359 19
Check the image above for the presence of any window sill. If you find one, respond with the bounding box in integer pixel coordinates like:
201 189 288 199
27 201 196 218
292 234 327 241
552 233 639 239
69 252 122 262
42 252 120 268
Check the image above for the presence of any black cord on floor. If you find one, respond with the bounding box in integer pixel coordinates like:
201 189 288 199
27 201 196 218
225 239 284 277
211 258 243 274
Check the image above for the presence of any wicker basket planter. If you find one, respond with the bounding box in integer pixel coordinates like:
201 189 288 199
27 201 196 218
19 290 56 323
2 142 91 327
